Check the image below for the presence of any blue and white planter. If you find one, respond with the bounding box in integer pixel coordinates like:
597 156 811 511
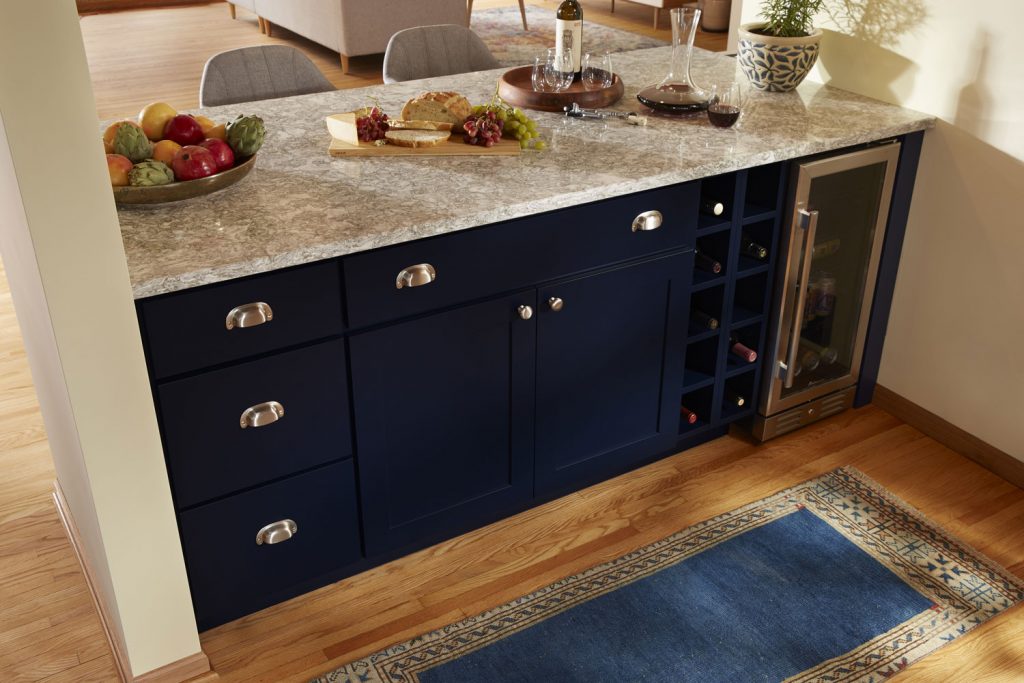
737 23 823 92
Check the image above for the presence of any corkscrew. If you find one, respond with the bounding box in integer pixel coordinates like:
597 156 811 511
563 103 647 126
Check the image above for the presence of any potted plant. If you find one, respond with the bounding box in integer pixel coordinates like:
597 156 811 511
738 0 824 92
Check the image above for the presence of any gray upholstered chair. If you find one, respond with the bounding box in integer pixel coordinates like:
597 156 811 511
200 45 335 107
382 25 500 84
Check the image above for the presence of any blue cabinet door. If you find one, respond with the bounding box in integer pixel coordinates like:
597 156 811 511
534 251 692 497
350 291 537 556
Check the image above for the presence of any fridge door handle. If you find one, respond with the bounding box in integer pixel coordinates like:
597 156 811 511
783 208 819 389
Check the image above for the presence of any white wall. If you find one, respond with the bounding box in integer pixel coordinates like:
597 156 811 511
736 1 1024 458
0 0 204 677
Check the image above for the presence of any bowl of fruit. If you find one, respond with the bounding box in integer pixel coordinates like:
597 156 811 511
104 102 266 205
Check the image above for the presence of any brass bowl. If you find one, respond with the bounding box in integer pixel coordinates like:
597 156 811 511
113 154 257 206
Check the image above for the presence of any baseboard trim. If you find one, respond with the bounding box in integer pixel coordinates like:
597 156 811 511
873 385 1024 489
52 481 213 683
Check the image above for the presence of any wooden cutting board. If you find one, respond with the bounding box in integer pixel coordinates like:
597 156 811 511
328 137 520 157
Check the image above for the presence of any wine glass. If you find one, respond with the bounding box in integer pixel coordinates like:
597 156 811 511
546 48 574 92
707 83 742 128
582 52 613 91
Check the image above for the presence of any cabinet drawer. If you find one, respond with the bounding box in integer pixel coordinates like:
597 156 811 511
158 340 351 509
179 460 362 629
344 183 698 328
140 261 343 379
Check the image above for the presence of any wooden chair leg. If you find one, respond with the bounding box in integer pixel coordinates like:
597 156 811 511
466 0 473 27
228 3 236 19
653 7 660 29
264 19 272 37
340 53 350 74
518 0 528 30
257 16 265 33
610 0 615 13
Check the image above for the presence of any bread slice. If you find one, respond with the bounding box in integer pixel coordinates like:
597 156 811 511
400 92 472 128
384 129 451 148
389 119 454 132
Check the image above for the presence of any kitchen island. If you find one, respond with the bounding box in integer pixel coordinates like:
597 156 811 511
121 47 934 629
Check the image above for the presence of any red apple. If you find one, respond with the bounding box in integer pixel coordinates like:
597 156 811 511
172 145 218 181
163 114 204 146
199 138 235 171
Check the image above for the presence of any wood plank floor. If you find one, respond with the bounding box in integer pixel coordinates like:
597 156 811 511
0 3 1019 682
80 0 727 120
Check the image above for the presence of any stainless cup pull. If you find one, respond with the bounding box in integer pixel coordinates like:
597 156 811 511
396 263 437 289
225 302 273 330
631 210 663 232
517 305 534 320
548 297 564 312
240 401 285 429
255 519 297 546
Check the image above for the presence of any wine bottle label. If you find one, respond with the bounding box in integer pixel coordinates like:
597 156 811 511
556 19 583 73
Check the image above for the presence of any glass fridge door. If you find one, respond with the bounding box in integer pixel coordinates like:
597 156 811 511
764 143 901 415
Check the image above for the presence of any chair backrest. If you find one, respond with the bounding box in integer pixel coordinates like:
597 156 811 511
383 25 500 84
200 45 335 107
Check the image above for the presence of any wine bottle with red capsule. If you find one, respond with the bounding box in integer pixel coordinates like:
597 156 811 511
694 248 722 274
680 405 699 424
728 335 757 363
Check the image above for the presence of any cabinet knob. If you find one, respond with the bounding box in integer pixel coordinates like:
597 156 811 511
255 519 297 546
631 210 663 232
225 302 273 330
517 305 534 320
240 400 285 429
396 263 436 289
548 297 564 312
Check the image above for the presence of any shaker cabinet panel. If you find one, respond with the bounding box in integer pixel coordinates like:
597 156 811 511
534 251 692 497
349 291 537 556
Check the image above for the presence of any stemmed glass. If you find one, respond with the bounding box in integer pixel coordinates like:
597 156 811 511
582 52 614 90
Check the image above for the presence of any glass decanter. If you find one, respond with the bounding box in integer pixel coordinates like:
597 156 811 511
637 7 710 113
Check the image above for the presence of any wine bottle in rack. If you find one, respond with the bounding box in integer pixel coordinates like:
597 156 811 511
694 248 722 274
692 309 719 330
800 339 839 365
724 391 746 407
556 0 583 79
728 335 757 363
739 232 768 260
700 198 725 216
680 405 698 424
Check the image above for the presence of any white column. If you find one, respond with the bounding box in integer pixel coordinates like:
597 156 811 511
0 1 205 678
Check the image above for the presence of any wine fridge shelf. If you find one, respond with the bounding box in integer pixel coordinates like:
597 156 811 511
678 165 785 441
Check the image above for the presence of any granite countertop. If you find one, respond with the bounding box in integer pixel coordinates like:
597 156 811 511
117 47 934 299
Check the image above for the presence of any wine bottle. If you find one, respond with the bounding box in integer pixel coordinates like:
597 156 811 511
680 405 698 424
800 339 839 365
692 309 719 330
739 233 768 260
798 348 821 373
811 238 841 258
694 248 722 274
724 391 746 407
728 335 757 363
700 198 725 216
556 0 583 79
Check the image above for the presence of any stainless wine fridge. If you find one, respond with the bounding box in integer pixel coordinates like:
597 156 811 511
752 142 901 440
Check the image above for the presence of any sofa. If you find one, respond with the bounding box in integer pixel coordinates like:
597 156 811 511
227 0 469 73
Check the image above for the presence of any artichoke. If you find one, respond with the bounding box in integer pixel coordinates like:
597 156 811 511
128 159 174 187
112 123 153 163
225 114 266 157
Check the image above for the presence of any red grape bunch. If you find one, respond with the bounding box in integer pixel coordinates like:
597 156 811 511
356 106 389 143
462 110 503 148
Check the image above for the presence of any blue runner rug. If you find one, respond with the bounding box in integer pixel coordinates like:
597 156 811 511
314 467 1023 682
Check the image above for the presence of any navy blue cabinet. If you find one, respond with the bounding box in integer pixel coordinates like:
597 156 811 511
350 291 538 556
535 252 692 497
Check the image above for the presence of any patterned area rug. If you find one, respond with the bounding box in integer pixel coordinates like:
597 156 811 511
472 6 668 67
312 468 1024 682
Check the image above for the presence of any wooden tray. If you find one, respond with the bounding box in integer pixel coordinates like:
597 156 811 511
497 66 624 113
113 154 256 206
328 137 520 157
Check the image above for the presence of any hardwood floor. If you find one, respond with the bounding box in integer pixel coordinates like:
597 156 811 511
0 3 1019 682
79 0 727 120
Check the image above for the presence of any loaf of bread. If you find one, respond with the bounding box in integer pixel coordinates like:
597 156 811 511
400 92 472 128
384 129 452 148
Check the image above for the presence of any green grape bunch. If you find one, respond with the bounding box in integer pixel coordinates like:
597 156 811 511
471 93 547 151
